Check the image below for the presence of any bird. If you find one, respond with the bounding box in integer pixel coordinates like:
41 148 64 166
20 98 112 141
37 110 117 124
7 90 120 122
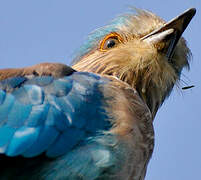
0 7 196 180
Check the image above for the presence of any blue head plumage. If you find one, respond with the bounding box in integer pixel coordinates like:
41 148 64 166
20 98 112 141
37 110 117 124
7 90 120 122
71 15 131 64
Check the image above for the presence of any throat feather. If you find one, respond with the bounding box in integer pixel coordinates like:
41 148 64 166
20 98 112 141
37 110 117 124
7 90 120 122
73 57 177 117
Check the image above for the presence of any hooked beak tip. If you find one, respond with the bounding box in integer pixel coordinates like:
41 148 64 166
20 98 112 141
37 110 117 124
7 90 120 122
142 8 196 60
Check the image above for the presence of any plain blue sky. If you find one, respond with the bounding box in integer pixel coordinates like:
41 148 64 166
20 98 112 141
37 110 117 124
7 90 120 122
0 1 200 179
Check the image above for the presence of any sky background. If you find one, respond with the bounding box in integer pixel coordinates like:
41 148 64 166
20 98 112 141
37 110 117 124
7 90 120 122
0 0 200 179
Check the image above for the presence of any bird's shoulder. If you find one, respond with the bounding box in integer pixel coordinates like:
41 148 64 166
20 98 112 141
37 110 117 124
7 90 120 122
0 65 153 179
0 62 75 81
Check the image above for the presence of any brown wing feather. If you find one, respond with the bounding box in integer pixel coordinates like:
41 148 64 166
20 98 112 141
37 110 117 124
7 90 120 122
100 76 154 179
0 63 76 80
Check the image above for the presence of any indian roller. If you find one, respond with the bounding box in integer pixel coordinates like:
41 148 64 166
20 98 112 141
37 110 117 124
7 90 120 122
0 7 196 180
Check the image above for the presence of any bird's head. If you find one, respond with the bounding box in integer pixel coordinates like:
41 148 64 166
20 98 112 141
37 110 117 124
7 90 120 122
72 8 196 117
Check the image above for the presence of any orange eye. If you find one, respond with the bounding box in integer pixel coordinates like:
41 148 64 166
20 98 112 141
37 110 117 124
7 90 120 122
100 32 123 51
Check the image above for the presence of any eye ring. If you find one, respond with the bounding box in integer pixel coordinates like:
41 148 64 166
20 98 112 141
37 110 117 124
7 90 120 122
99 32 123 52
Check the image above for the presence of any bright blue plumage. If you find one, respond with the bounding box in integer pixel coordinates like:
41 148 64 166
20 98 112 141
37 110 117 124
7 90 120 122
0 72 112 160
0 71 132 179
41 134 125 179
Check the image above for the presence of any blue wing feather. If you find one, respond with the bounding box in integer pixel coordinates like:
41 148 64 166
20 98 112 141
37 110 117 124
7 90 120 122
6 126 41 157
0 77 26 91
0 126 16 151
0 93 15 122
0 90 6 105
0 72 112 159
22 126 59 158
40 135 125 179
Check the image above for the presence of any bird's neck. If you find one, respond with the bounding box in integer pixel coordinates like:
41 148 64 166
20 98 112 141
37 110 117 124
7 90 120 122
72 59 175 118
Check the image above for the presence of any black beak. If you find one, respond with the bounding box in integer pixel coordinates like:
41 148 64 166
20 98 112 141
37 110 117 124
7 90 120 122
142 8 196 61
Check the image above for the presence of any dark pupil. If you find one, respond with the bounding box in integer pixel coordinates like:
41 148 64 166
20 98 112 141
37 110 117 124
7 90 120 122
107 39 116 48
